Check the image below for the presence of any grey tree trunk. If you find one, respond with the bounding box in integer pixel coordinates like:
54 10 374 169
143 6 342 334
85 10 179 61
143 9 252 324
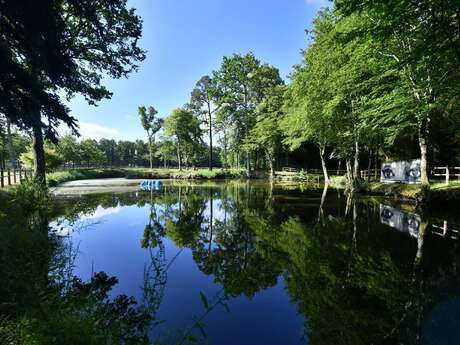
208 110 213 171
246 151 250 177
367 150 372 183
177 141 182 171
418 124 430 186
32 123 46 184
353 139 360 181
148 136 153 170
318 144 329 184
6 118 17 168
268 155 275 179
317 183 328 224
346 159 353 188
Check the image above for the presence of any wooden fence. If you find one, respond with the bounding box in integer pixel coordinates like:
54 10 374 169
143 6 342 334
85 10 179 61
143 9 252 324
0 168 33 188
431 166 460 185
281 167 348 176
360 168 381 181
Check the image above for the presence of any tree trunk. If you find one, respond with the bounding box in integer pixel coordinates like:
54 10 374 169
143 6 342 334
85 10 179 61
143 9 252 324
177 142 182 171
246 151 250 177
418 122 430 186
208 112 213 171
148 135 153 170
318 144 329 184
208 188 213 256
367 150 372 183
346 159 353 185
317 183 328 224
6 118 17 168
268 155 275 179
32 123 46 184
353 139 360 181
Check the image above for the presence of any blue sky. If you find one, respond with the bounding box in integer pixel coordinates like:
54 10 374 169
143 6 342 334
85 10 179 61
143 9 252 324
66 0 330 141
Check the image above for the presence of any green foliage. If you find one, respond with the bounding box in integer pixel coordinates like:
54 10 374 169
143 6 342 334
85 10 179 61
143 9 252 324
20 142 64 171
139 105 163 169
11 178 49 212
0 0 145 142
47 169 125 187
164 108 204 168
212 53 284 170
0 273 152 345
245 85 287 174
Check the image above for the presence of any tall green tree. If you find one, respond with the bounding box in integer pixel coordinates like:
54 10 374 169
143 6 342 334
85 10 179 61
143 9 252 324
336 0 460 186
139 106 163 169
0 0 145 182
283 11 348 184
190 76 222 171
213 53 283 174
155 137 177 169
98 138 118 167
57 134 80 166
164 108 203 170
246 85 287 177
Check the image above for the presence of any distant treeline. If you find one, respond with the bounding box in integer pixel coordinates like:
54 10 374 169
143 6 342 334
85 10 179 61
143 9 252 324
0 129 223 170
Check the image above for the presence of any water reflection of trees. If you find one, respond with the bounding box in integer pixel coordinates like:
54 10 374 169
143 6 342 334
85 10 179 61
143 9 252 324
46 182 460 344
149 183 460 344
0 194 155 344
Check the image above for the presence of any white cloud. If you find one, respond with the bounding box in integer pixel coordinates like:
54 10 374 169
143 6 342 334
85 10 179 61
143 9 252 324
79 205 123 221
78 121 119 140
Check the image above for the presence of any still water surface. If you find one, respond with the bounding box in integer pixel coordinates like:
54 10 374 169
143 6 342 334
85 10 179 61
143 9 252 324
50 180 460 345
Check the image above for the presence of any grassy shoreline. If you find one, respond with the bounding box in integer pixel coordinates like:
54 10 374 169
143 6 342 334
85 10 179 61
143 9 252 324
360 180 460 203
46 168 248 186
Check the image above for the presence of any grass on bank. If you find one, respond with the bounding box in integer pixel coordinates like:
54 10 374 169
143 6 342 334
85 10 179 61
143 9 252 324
47 169 125 187
46 167 248 186
362 179 460 201
363 182 424 200
123 167 247 180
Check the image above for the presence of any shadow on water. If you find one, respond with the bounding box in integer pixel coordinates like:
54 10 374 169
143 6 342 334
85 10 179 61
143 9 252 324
2 180 460 344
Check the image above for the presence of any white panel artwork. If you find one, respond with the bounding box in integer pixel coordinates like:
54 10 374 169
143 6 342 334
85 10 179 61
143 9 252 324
381 159 421 184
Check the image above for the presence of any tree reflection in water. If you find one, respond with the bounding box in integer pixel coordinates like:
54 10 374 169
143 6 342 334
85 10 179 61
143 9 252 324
15 181 460 344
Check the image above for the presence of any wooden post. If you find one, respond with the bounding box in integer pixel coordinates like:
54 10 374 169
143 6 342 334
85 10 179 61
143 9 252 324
446 166 450 185
7 169 11 186
0 169 3 188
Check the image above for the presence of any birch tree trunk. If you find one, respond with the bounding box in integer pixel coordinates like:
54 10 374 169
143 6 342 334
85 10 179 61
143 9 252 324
353 138 360 181
418 119 430 186
268 154 275 179
318 144 329 184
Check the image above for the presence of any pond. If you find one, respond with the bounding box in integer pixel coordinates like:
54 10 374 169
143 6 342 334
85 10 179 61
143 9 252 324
35 181 460 343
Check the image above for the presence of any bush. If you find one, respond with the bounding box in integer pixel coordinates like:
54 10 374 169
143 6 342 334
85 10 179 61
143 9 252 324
11 178 48 213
